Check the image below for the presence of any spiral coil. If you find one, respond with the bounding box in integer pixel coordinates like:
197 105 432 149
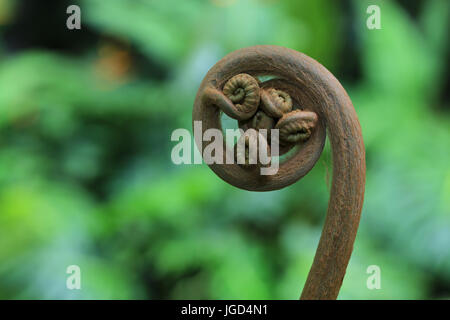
193 45 365 299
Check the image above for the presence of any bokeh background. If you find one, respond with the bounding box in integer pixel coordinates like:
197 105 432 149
0 0 449 299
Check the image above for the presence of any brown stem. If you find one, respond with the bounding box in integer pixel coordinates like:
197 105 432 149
298 59 365 300
193 45 365 299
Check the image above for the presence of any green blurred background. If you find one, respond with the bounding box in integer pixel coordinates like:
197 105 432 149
0 0 448 299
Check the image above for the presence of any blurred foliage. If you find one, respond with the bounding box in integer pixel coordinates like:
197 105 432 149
0 0 448 299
